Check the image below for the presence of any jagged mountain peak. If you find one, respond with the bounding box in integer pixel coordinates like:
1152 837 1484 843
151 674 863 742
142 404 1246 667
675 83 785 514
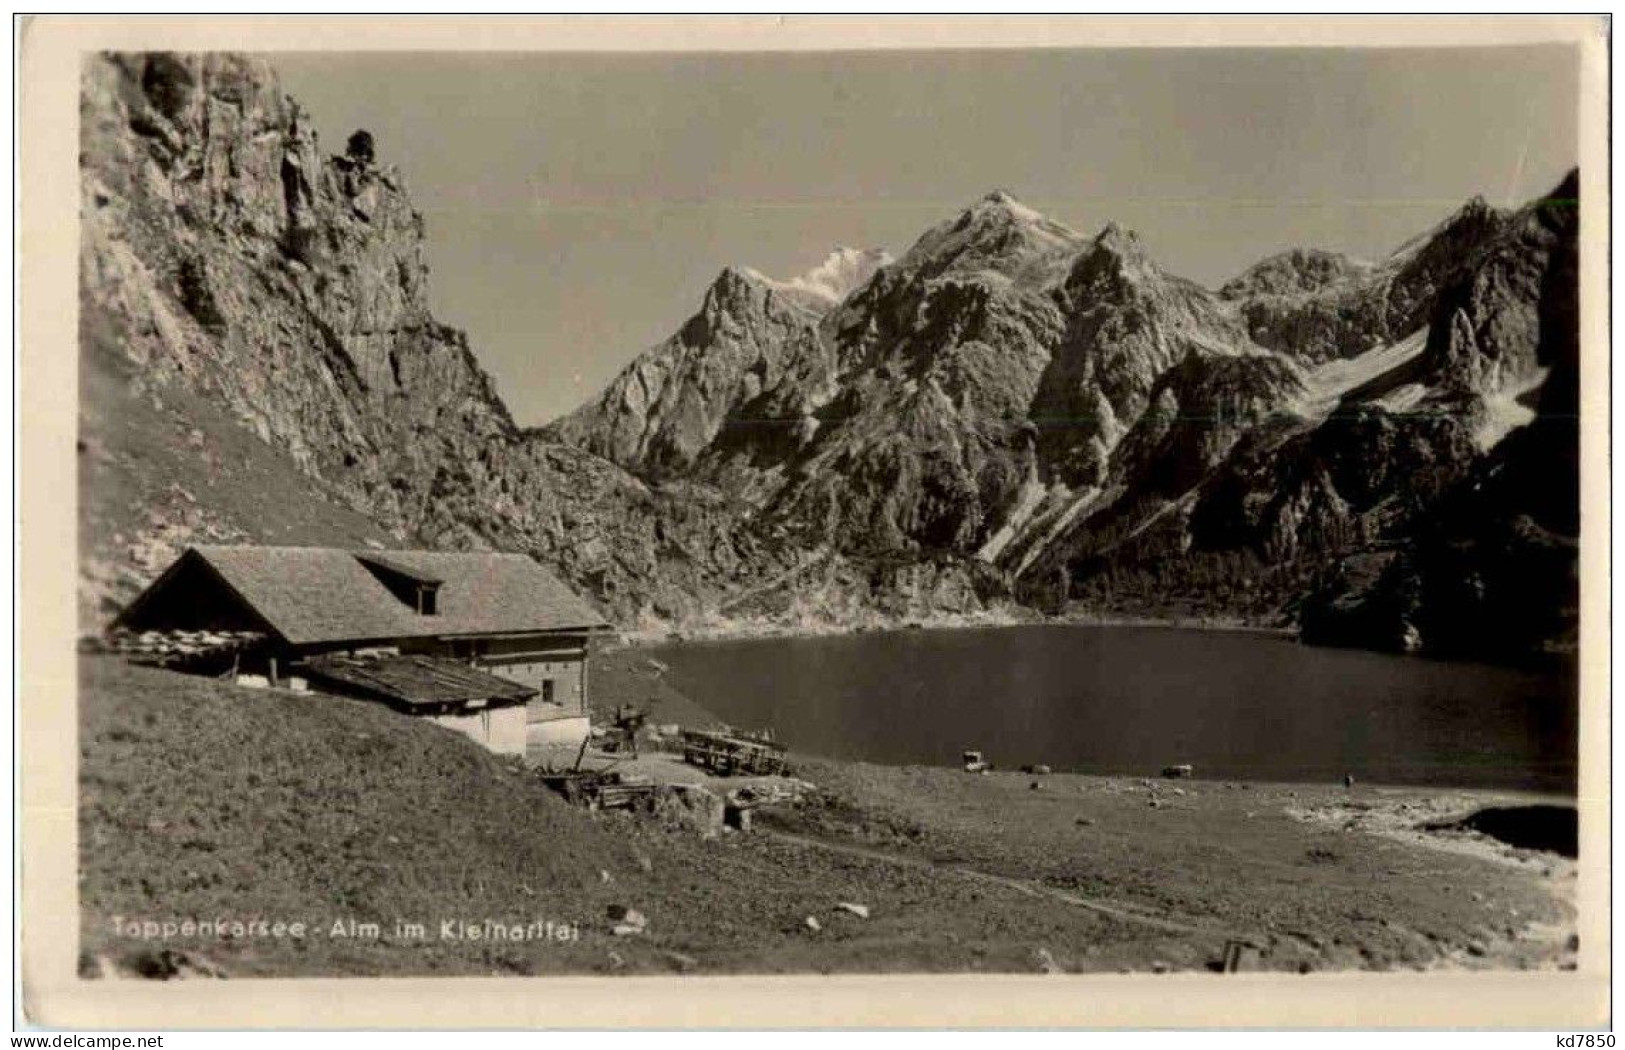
1054 221 1170 302
710 264 766 293
700 263 829 317
675 264 827 353
1089 221 1146 255
1547 167 1580 204
1384 192 1510 269
698 265 770 313
898 190 1086 286
1219 247 1375 300
1222 186 1529 364
1442 191 1504 227
954 189 1078 237
969 188 1047 220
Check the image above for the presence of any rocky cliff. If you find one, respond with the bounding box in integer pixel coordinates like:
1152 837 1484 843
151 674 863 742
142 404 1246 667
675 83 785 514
1059 175 1580 655
79 52 765 630
1296 173 1581 656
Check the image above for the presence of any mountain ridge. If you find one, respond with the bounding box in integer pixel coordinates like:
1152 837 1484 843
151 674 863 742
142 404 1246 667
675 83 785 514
79 51 1580 657
554 180 1578 656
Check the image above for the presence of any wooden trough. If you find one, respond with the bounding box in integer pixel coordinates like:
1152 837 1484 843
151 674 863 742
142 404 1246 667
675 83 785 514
680 727 788 777
537 769 659 811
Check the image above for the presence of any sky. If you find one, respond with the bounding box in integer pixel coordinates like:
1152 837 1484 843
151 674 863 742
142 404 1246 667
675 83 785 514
270 46 1579 427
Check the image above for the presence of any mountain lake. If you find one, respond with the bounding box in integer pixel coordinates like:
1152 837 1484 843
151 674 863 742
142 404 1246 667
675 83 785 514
646 624 1578 792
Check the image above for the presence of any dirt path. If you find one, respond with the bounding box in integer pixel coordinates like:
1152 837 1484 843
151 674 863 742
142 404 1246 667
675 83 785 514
762 827 1235 939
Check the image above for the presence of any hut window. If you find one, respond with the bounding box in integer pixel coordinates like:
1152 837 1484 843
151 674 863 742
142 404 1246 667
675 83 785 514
355 554 443 615
542 679 555 705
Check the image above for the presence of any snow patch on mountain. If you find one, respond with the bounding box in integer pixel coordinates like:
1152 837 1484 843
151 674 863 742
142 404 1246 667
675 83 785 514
746 247 893 306
1296 328 1430 417
1474 366 1551 450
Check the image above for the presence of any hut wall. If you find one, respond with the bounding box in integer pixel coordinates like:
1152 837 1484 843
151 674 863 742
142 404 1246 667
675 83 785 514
406 632 591 725
505 655 586 725
431 704 528 756
525 715 590 761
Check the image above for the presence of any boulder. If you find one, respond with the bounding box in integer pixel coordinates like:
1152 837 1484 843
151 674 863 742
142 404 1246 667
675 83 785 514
606 904 647 937
126 948 227 980
662 950 698 972
654 783 724 839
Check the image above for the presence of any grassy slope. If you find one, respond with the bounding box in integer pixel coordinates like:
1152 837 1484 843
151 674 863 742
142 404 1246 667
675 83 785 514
79 658 1142 976
82 654 1575 977
78 329 403 632
585 647 725 727
775 759 1574 972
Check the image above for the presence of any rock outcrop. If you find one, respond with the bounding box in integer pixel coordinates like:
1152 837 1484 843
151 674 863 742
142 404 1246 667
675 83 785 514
548 266 831 478
1221 198 1513 364
1297 174 1580 655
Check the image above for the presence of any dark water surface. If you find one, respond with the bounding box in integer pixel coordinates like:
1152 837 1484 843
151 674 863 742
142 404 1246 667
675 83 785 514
647 625 1577 792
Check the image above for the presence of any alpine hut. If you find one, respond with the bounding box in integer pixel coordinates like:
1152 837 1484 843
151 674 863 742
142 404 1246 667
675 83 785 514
110 545 612 756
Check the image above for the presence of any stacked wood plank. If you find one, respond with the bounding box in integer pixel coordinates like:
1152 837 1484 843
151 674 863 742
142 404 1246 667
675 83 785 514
94 629 267 661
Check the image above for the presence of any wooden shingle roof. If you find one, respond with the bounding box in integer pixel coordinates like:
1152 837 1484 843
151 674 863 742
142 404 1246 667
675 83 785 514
302 653 537 709
354 552 445 586
128 545 610 646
